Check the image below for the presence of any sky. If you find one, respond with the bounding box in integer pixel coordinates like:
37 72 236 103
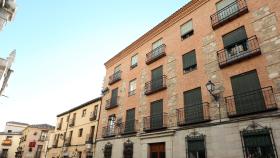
0 0 189 130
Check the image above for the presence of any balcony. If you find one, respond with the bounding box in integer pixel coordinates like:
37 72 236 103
105 97 119 110
217 36 261 68
69 118 75 127
52 138 58 148
143 113 168 132
56 122 62 130
210 0 248 29
102 126 117 138
108 71 122 85
85 134 94 144
225 86 278 117
176 102 210 126
89 111 97 121
1 139 12 146
119 120 138 135
146 44 166 65
64 138 71 147
145 75 167 95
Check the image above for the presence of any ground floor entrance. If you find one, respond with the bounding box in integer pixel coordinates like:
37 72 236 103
150 142 165 158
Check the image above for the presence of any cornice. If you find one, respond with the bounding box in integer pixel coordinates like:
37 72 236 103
104 0 209 68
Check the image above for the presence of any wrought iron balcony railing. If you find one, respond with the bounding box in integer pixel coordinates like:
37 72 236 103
105 97 119 110
85 134 94 144
119 120 138 135
56 122 62 130
176 102 210 126
52 138 58 148
210 0 248 29
108 70 122 85
69 118 75 127
217 36 261 68
102 126 118 138
64 137 71 147
225 86 278 117
146 44 166 65
89 111 97 121
145 75 167 95
143 113 168 132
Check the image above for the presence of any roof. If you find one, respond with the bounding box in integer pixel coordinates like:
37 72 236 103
104 0 207 68
6 121 29 126
57 96 102 117
0 132 22 135
29 124 55 130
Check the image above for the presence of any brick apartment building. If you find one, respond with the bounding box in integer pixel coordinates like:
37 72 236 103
95 0 280 158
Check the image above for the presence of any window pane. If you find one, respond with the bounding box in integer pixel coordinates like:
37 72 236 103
114 65 121 73
129 80 136 92
182 50 197 71
152 39 163 50
131 55 138 66
181 20 193 35
216 0 236 10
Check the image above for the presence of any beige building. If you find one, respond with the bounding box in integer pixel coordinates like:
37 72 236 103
48 97 102 158
16 124 54 158
0 0 16 30
0 121 28 158
95 0 280 158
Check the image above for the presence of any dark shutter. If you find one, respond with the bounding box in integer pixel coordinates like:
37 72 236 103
223 27 247 48
111 88 118 106
182 50 197 70
150 100 163 129
186 136 206 158
184 88 204 124
151 66 163 91
231 70 265 115
125 109 135 133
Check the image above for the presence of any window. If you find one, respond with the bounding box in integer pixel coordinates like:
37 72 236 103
82 109 86 117
39 131 48 141
182 50 197 73
181 20 193 40
241 128 277 158
186 136 206 158
114 65 121 73
128 79 136 96
6 136 12 139
1 149 8 158
131 54 138 69
104 142 113 158
7 130 12 133
66 115 70 122
78 151 82 158
216 0 239 21
35 145 43 158
152 39 163 50
124 108 135 134
108 115 116 135
78 128 83 137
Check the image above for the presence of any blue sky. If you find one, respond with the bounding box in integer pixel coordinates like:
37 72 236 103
0 0 189 129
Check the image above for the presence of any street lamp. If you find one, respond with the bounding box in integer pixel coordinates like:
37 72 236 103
206 80 219 101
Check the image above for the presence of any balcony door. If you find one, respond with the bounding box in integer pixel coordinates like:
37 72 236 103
150 100 163 129
151 66 163 91
150 143 165 158
231 70 265 115
108 115 116 135
111 88 118 106
216 0 239 21
184 88 203 124
125 108 135 133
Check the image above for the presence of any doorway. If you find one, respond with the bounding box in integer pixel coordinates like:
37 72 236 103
150 143 165 158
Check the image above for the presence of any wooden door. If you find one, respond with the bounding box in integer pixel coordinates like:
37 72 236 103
150 143 165 158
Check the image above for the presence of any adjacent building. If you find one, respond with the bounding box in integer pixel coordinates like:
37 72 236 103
95 0 280 158
0 0 16 30
48 97 102 158
16 124 54 158
0 121 28 158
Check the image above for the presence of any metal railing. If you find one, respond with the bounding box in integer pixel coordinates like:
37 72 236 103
105 97 119 110
102 126 118 138
89 111 97 121
119 120 138 135
177 102 210 126
85 134 94 144
108 70 122 85
143 113 168 131
217 36 261 68
146 44 166 64
225 86 277 117
69 118 75 127
211 0 248 29
145 75 167 95
56 122 62 130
